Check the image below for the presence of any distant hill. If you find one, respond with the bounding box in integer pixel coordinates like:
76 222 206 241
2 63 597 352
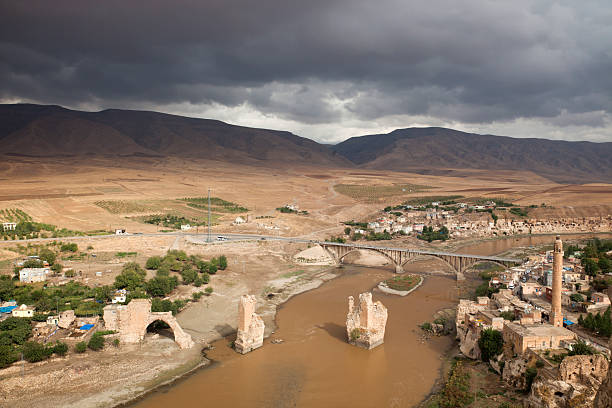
1 105 611 183
333 127 612 183
0 104 349 167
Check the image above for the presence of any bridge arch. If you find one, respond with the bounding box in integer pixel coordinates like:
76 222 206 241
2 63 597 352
337 248 398 266
400 253 460 275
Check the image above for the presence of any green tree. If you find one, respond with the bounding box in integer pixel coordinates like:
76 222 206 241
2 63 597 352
22 341 52 362
478 328 504 362
344 227 351 235
598 257 611 273
583 258 600 276
0 276 15 302
570 293 584 302
568 340 596 356
94 285 113 302
145 276 178 297
0 317 32 345
50 263 63 275
218 255 228 270
114 262 146 291
38 248 56 265
0 344 19 368
208 264 218 275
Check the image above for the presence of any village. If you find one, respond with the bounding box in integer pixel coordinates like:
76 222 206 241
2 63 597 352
455 235 612 407
352 199 612 241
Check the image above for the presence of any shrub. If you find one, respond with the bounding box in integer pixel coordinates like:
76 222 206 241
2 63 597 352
60 243 78 252
0 344 19 368
535 360 545 368
218 255 227 270
568 340 596 356
201 272 210 284
64 269 76 278
525 367 538 391
349 328 361 342
181 268 198 285
205 287 213 295
500 311 515 321
439 360 473 408
112 338 120 347
51 263 63 275
208 264 218 275
145 256 162 270
75 342 87 353
192 291 204 301
22 341 52 363
52 341 68 356
478 328 504 362
420 322 433 332
87 333 105 351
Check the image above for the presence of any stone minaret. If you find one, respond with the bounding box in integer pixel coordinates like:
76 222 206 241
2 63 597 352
550 235 564 327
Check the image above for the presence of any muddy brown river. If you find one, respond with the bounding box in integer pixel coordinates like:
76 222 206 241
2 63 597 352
132 233 610 408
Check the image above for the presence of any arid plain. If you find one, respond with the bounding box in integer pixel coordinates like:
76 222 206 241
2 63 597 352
0 155 611 407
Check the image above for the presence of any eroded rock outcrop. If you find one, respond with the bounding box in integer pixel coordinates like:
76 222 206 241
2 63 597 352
458 324 481 360
346 292 387 349
502 357 529 389
234 294 265 354
526 355 609 408
594 288 612 408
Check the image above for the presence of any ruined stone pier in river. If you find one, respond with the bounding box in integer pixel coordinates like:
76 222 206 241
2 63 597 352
235 294 265 354
346 292 388 349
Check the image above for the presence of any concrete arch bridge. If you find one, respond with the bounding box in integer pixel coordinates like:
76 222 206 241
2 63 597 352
318 242 522 279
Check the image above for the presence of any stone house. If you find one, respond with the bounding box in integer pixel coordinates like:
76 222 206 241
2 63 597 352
12 304 35 318
503 321 575 355
19 267 49 283
592 292 611 305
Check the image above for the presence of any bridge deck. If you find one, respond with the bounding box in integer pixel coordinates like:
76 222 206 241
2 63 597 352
318 241 522 263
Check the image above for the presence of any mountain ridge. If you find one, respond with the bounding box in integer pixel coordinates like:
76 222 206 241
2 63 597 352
1 104 611 183
333 127 612 183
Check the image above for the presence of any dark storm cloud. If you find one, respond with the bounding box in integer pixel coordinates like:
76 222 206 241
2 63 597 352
1 0 611 130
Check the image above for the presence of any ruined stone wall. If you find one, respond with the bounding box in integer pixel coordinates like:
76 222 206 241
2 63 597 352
346 292 387 349
235 294 264 354
102 299 194 349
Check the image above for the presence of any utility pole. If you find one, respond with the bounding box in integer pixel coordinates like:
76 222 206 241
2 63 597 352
208 188 212 243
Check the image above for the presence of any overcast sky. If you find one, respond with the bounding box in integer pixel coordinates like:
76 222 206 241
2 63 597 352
1 0 611 143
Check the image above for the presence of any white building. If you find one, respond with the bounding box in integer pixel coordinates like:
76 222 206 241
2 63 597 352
2 222 16 231
233 216 246 224
19 267 50 283
112 289 127 304
115 229 127 235
12 304 35 318
47 315 59 325
180 224 192 230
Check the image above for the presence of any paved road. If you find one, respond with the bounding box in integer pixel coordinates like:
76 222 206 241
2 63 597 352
0 231 521 262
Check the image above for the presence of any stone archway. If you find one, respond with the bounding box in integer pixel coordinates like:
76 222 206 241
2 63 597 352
103 299 194 349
